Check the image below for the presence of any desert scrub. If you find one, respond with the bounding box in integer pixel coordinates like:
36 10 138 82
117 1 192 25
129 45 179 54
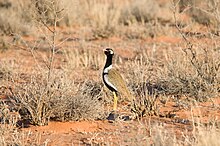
157 46 220 101
0 99 24 145
131 83 159 118
124 50 160 117
0 0 35 35
120 0 160 25
167 1 220 100
9 0 69 126
85 0 122 39
179 0 220 29
53 80 105 121
12 70 74 125
8 0 105 125
12 70 105 124
0 61 13 81
0 112 46 146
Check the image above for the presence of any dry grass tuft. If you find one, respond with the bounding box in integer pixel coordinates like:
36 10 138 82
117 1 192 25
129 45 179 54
157 44 220 101
195 126 220 146
125 50 160 117
0 100 37 145
131 83 159 118
53 80 105 121
0 61 13 81
120 0 160 25
64 48 104 70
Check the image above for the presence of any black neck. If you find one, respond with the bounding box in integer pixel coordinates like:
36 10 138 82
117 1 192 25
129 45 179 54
104 55 113 68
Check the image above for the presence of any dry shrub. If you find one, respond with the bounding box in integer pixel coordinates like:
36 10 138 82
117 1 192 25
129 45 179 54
0 113 19 145
126 48 163 95
121 25 151 39
0 0 35 35
120 0 174 26
54 80 105 121
0 116 45 146
0 0 66 35
167 0 220 100
158 46 220 100
0 36 9 51
120 0 160 25
11 69 105 124
179 0 220 29
85 0 172 39
125 42 219 113
83 0 122 39
131 83 159 118
3 0 106 125
0 100 29 146
13 71 72 125
125 50 160 117
0 61 13 81
33 0 68 26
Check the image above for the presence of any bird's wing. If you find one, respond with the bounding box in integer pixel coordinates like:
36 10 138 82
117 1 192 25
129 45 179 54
108 69 133 101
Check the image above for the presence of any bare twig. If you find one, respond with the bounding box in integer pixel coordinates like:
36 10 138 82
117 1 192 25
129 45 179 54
172 0 193 49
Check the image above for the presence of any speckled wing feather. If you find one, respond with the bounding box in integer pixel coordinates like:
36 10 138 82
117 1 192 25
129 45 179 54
107 68 133 101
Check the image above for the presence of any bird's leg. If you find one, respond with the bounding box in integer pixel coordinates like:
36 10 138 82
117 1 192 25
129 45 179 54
113 91 118 111
107 91 119 121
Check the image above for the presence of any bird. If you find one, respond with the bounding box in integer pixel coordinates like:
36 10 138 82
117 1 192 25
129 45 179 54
102 48 133 112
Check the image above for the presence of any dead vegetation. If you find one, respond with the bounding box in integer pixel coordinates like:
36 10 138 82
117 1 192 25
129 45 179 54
0 0 220 145
158 46 220 101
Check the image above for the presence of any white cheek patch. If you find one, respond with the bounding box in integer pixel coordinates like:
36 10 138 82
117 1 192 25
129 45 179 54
110 50 114 54
103 65 112 74
103 74 118 92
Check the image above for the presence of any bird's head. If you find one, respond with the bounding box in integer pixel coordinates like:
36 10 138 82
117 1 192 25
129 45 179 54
104 48 114 56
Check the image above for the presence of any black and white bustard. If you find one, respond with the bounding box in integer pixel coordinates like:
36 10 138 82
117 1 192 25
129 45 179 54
102 48 133 111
